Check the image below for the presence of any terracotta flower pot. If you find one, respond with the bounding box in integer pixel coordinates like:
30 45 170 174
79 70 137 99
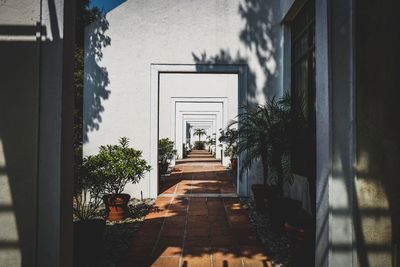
103 193 130 221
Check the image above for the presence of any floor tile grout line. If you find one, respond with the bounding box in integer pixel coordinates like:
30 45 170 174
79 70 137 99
208 197 214 267
150 196 175 257
172 172 180 195
158 193 237 198
222 197 246 267
178 197 190 267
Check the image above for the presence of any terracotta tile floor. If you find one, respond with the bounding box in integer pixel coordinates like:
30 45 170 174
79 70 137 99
119 151 272 267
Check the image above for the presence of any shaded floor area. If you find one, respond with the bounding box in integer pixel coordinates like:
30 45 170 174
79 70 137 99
160 150 236 197
120 150 273 267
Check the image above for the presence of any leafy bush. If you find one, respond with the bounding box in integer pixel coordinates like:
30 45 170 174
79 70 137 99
205 135 216 151
219 127 238 158
158 138 177 175
84 137 151 195
194 141 205 150
73 152 104 221
223 145 237 158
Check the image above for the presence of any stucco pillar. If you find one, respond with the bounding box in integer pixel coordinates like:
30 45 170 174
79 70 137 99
316 0 356 266
0 0 75 266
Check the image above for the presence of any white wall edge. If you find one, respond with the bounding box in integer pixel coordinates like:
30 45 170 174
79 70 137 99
150 64 249 198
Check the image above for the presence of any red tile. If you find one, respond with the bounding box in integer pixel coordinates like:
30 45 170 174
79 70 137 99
185 236 210 247
210 235 237 247
181 247 212 267
124 160 268 267
161 228 185 238
186 227 210 238
151 256 180 267
153 245 182 258
211 247 243 267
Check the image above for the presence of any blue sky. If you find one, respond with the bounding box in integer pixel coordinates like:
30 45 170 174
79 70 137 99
89 0 126 13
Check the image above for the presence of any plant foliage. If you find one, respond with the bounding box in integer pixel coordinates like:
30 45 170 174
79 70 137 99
194 141 206 150
205 134 216 152
84 137 151 195
158 138 177 175
193 128 207 142
235 91 307 193
219 127 238 158
73 147 104 221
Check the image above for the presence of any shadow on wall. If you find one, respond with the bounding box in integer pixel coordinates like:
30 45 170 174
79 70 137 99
352 1 400 265
0 0 61 263
192 0 280 106
83 15 111 143
192 0 280 187
239 0 279 99
0 24 41 265
192 49 257 105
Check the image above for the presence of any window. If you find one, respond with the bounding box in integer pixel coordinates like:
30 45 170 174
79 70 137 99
290 0 316 181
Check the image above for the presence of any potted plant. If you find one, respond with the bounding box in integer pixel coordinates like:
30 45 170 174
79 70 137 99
73 147 105 266
205 135 211 152
219 127 238 172
236 92 306 207
193 128 206 143
194 140 206 150
235 91 307 229
225 146 238 170
205 134 216 155
84 137 151 221
158 138 177 180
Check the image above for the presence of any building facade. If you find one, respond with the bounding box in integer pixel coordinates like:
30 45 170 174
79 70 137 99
0 0 399 266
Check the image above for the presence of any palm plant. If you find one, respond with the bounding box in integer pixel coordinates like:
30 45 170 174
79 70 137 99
236 91 307 196
193 128 206 142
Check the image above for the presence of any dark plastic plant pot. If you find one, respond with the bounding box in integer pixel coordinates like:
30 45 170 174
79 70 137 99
159 162 169 177
230 158 238 173
73 219 105 267
251 184 266 210
103 193 130 221
270 197 302 232
284 208 314 266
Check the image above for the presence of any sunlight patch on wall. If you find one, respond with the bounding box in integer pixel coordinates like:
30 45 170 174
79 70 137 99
0 139 21 265
356 150 392 266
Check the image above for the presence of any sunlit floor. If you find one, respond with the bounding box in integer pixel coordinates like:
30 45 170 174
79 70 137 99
119 150 272 267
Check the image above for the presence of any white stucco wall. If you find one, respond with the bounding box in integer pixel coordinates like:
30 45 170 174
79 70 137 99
84 0 284 198
159 73 238 160
172 101 225 160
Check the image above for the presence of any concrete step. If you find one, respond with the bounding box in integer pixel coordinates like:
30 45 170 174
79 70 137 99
190 150 210 154
187 154 213 158
175 158 221 164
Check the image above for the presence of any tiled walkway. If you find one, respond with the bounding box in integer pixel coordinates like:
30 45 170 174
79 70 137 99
120 151 272 267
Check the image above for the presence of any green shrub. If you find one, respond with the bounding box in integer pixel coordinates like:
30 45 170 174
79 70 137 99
219 127 238 158
194 141 205 150
73 151 104 221
158 138 177 175
83 137 151 195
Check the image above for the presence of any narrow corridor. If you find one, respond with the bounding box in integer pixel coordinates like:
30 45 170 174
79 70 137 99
120 150 272 267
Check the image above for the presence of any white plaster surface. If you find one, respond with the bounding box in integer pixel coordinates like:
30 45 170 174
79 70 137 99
84 0 284 198
170 101 226 159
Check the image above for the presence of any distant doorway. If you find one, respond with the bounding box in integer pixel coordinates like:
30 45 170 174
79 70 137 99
149 64 248 198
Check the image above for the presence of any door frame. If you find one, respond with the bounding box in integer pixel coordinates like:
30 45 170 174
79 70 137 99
149 64 248 198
